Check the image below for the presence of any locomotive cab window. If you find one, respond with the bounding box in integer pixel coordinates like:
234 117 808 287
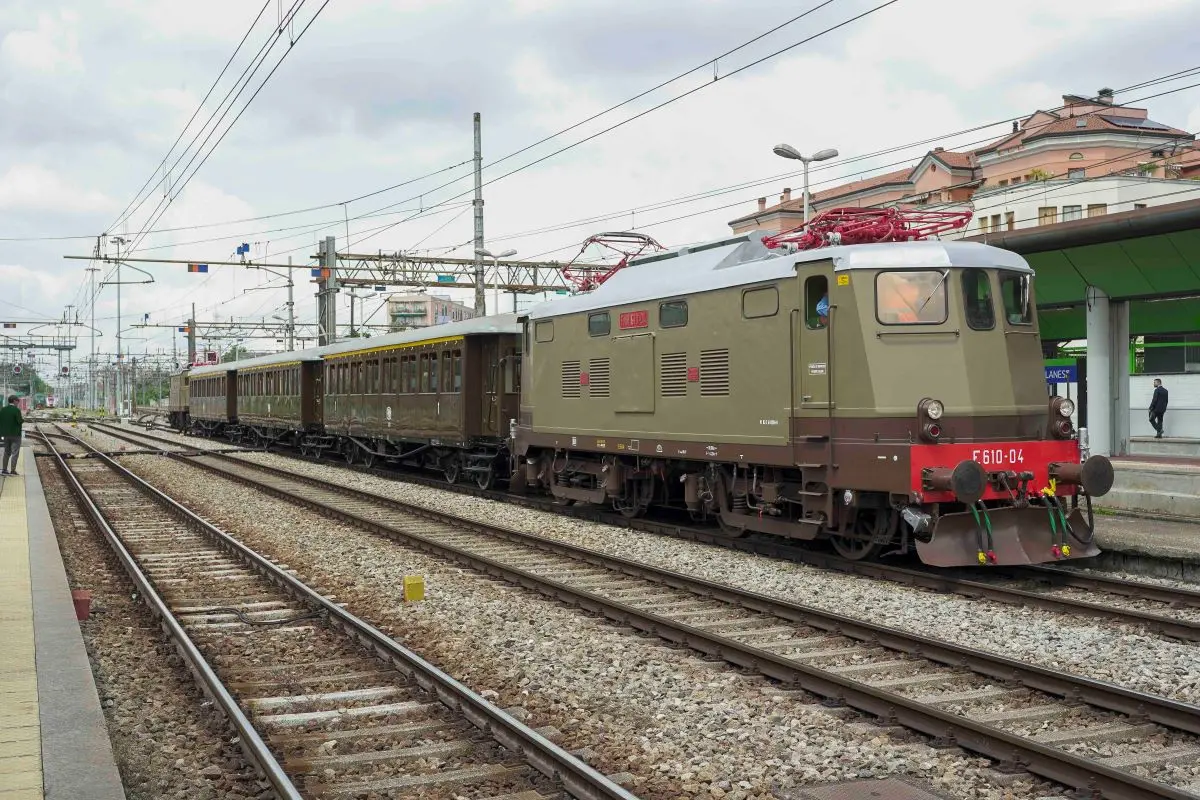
659 300 687 328
1000 272 1033 325
805 276 829 329
962 269 995 330
875 270 948 325
587 312 610 337
534 320 554 343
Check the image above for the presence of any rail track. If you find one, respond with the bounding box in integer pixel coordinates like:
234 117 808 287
41 426 638 800
76 423 1200 799
88 421 1200 643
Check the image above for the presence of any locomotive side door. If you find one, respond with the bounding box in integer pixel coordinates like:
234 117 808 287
799 272 831 410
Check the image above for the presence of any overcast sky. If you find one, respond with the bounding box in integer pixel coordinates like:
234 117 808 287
2 0 1199 374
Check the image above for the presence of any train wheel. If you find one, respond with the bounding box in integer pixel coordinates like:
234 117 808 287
830 510 887 561
363 450 377 469
475 464 495 490
443 459 462 484
344 444 358 465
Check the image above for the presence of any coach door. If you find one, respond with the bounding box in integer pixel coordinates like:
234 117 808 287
480 338 502 437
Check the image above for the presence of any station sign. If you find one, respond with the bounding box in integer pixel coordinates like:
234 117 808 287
1044 364 1077 382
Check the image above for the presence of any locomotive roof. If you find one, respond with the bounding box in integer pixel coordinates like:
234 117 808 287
190 313 523 376
525 235 1031 320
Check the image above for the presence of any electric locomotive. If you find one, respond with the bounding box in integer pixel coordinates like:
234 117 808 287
511 212 1113 567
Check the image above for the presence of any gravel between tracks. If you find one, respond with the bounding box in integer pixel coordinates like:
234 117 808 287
113 452 1069 800
213 448 1200 707
37 457 267 800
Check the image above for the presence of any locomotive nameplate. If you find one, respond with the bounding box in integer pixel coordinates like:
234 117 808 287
808 362 827 375
619 310 649 330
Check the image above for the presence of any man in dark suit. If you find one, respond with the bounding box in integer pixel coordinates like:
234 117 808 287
1149 379 1169 439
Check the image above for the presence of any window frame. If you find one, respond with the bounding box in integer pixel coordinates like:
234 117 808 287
804 275 829 330
659 300 688 328
961 269 996 331
587 311 611 337
999 271 1034 327
874 269 950 327
741 286 779 319
534 320 554 343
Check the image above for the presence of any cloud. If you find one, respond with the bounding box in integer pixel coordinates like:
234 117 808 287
0 9 82 73
0 164 113 214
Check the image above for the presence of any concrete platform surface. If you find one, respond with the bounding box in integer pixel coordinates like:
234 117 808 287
1102 457 1200 519
1128 436 1200 459
0 445 126 800
1093 512 1200 562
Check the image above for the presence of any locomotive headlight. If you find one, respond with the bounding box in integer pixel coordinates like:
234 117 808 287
1058 398 1075 418
925 400 944 420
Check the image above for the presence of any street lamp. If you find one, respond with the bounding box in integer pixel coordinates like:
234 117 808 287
772 144 838 224
475 248 518 316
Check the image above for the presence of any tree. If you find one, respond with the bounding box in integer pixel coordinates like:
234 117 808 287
1028 168 1054 181
222 345 250 363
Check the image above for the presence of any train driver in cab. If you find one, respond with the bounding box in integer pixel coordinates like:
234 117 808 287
816 293 829 327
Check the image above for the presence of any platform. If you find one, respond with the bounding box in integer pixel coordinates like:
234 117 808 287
0 444 125 800
1103 453 1200 519
1128 435 1200 459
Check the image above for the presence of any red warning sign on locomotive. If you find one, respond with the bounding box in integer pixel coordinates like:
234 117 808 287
619 310 649 330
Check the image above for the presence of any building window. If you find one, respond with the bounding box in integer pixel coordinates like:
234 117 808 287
1075 118 1087 128
587 312 610 337
1005 212 1015 231
961 269 995 331
1087 204 1107 217
1069 152 1084 160
1135 203 1148 210
1011 176 1021 184
999 179 1009 187
1068 168 1085 180
1038 207 1058 226
991 214 1001 231
659 300 688 328
875 271 947 325
979 217 991 234
1062 205 1083 221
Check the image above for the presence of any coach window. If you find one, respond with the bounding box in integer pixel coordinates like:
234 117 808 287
440 352 451 392
875 270 948 325
430 352 440 393
962 269 995 330
659 300 688 328
534 320 554 343
419 354 431 393
451 350 463 392
587 311 610 337
805 276 828 329
1000 272 1033 326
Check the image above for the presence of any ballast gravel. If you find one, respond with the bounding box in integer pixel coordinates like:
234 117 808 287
218 449 1200 707
116 452 1068 800
37 457 267 800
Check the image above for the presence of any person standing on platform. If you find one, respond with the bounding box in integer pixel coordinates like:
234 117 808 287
1149 379 1169 439
0 395 23 475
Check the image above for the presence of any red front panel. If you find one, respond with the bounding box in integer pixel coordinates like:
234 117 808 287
910 439 1080 503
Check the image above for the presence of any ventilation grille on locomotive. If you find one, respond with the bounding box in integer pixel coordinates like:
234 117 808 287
561 360 581 398
588 358 610 398
661 352 688 397
700 348 730 396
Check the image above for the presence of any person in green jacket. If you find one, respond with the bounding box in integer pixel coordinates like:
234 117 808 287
0 395 23 475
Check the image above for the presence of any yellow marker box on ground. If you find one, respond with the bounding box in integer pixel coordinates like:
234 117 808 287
402 575 425 602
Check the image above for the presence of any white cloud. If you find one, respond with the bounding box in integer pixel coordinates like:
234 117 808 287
0 9 82 73
0 164 112 214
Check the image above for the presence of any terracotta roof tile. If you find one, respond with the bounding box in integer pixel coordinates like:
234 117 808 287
929 150 974 169
808 166 913 203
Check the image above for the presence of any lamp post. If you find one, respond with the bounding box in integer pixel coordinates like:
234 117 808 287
475 248 517 316
771 144 839 224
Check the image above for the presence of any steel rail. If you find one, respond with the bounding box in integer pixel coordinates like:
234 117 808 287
90 422 1200 640
41 433 306 800
86 429 1200 800
55 425 640 800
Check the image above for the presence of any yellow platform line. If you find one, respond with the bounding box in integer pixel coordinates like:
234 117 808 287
0 462 42 797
